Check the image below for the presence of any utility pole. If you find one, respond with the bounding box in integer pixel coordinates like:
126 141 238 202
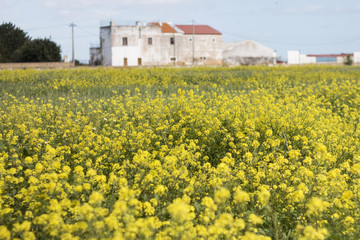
192 20 195 66
70 23 76 66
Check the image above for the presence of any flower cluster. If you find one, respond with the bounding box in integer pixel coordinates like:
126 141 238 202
0 65 360 239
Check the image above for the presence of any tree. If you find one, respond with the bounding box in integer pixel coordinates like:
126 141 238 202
0 22 30 62
15 38 61 62
344 54 353 66
0 22 62 62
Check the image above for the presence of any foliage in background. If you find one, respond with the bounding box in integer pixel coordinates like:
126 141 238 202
0 22 30 63
344 54 353 66
0 66 360 239
14 38 61 62
0 22 61 63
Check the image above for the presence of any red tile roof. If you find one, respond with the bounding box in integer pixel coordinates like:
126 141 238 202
175 25 221 35
150 22 177 33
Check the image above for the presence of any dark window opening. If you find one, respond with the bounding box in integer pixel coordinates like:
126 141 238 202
122 37 128 46
170 37 175 45
148 38 152 45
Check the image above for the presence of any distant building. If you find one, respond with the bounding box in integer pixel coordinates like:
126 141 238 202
89 44 101 65
63 55 70 63
90 21 222 66
223 40 277 66
90 21 277 67
287 50 360 65
175 24 223 66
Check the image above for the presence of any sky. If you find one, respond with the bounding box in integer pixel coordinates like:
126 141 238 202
1 0 360 62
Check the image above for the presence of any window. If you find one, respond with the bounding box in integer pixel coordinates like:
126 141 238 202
213 38 216 42
316 57 337 63
189 38 192 42
170 37 175 45
148 37 152 45
170 57 176 61
122 37 128 46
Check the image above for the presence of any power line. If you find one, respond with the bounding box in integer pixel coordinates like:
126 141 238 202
77 25 99 29
24 24 98 33
54 34 98 40
23 24 98 40
76 34 99 39
24 24 68 31
65 33 71 59
77 26 98 36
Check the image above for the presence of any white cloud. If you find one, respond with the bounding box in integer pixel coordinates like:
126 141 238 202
43 0 197 10
283 7 297 14
44 0 57 8
38 0 200 25
131 0 194 4
281 5 328 15
58 10 71 16
0 0 16 7
304 4 323 13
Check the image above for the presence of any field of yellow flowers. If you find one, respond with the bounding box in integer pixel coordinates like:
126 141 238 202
1 66 360 239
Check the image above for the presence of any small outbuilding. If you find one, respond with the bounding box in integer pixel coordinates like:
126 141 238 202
89 44 102 66
222 40 277 66
287 50 360 65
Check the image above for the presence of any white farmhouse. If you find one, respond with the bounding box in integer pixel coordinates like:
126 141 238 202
90 21 223 66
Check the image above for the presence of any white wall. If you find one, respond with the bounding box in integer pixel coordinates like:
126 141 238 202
300 54 316 64
287 50 300 64
139 26 163 66
288 50 316 64
100 27 112 66
112 46 140 66
354 52 360 64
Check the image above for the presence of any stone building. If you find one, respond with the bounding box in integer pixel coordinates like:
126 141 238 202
90 21 223 66
89 44 101 65
223 40 277 66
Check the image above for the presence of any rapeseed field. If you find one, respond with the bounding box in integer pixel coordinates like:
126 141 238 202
0 66 360 239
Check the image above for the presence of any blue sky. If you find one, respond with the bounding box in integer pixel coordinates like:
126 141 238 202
1 0 359 62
